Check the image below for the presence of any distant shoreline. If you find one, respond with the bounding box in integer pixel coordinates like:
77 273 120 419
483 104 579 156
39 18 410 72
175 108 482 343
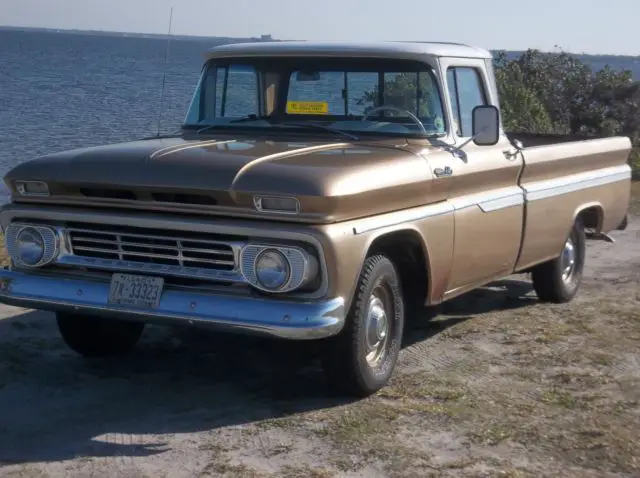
0 24 276 44
1 24 639 60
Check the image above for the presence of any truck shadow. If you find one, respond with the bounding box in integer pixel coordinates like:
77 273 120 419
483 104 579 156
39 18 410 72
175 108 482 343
403 277 536 347
0 278 535 464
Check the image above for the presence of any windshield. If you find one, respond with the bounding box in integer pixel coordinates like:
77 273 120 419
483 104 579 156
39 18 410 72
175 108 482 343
183 57 447 138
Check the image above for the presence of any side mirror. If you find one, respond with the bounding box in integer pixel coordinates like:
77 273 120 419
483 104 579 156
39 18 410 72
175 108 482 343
472 105 500 146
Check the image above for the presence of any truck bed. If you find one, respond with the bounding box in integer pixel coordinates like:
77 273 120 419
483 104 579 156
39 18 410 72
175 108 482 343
505 131 607 148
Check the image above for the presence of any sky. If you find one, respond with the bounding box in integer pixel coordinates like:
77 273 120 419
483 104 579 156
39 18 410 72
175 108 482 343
3 0 639 56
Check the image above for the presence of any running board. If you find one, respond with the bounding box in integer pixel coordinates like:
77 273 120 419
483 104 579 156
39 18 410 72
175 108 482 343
586 231 616 243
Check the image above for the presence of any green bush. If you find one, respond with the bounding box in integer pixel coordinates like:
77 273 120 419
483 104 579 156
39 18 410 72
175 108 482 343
492 49 639 179
630 150 640 180
361 49 640 180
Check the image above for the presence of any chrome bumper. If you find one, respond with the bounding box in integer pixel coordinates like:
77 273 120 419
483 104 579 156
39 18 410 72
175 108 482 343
0 268 345 340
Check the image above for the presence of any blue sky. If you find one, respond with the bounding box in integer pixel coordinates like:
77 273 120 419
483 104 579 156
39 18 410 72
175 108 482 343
3 0 638 55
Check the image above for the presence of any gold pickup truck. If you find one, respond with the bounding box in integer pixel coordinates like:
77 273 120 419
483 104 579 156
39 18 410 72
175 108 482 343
0 41 632 397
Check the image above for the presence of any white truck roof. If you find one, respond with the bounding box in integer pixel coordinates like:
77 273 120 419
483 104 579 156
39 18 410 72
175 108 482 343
203 41 493 61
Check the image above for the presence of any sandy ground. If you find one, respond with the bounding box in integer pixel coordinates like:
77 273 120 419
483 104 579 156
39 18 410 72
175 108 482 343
0 213 638 477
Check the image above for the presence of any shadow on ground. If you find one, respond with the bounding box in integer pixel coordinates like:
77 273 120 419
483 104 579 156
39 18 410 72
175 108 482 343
0 278 536 464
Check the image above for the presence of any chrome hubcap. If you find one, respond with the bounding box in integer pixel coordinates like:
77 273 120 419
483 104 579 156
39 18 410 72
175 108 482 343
365 295 389 366
561 236 576 282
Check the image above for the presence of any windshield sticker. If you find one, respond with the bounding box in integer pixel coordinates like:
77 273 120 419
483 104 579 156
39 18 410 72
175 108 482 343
286 101 329 115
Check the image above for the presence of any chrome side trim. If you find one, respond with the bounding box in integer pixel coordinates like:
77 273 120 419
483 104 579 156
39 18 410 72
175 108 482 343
452 186 524 213
354 164 631 235
149 139 236 159
354 187 523 235
523 165 631 201
353 201 453 235
477 192 524 213
0 268 345 340
228 142 349 201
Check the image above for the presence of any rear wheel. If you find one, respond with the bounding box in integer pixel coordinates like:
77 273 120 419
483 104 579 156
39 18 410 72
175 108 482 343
56 313 145 358
531 217 586 303
321 255 405 397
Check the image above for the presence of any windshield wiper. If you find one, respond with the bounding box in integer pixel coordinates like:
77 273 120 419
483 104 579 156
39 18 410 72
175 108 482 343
195 124 221 134
279 122 360 141
194 115 271 134
228 114 269 123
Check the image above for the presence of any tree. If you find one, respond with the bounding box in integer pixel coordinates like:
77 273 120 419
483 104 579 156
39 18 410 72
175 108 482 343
356 49 639 178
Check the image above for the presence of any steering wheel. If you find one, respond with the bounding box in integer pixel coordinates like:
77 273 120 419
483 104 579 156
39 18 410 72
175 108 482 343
361 105 429 137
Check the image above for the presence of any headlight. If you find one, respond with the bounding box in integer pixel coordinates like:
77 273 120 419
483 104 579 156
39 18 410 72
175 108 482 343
255 249 290 290
5 224 59 268
240 244 319 293
17 227 45 265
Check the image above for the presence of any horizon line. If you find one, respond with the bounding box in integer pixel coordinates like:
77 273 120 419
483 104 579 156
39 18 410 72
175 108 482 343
1 23 639 58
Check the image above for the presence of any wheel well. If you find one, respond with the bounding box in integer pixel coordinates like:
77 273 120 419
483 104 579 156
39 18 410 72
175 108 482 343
576 205 603 231
367 230 429 307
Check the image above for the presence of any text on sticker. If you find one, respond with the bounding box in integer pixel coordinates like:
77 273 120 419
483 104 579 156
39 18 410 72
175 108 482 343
286 101 329 115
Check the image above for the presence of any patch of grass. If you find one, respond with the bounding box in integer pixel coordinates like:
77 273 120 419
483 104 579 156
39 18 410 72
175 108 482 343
312 401 441 476
199 461 264 478
314 402 400 446
280 466 335 478
468 422 514 446
379 372 469 402
540 388 578 409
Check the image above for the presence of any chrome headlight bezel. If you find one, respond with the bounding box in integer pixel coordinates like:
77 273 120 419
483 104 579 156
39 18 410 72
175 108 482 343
5 223 60 268
240 244 319 293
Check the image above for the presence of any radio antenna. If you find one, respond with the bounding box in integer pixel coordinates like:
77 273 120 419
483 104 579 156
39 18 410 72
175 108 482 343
156 6 174 137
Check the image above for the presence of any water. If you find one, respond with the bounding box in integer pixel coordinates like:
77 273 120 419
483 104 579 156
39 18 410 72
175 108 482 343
0 30 208 177
0 29 437 180
1 29 638 180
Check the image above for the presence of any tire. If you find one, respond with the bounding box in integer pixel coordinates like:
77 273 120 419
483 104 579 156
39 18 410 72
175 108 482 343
321 254 405 397
531 216 586 303
56 313 145 358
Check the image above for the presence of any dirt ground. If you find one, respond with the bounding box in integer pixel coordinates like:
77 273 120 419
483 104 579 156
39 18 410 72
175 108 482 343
0 208 638 477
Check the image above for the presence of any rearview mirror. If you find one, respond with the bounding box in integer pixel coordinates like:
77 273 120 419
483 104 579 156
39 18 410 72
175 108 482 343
472 105 500 146
295 71 321 82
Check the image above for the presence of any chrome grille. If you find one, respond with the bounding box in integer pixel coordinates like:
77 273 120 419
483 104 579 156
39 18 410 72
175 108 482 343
67 227 236 271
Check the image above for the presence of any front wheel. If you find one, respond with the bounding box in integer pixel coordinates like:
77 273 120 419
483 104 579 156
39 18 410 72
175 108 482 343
56 313 145 358
321 255 405 397
531 216 586 303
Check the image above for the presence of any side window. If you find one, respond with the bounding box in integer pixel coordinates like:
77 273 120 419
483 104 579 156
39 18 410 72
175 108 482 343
446 67 487 137
214 64 259 118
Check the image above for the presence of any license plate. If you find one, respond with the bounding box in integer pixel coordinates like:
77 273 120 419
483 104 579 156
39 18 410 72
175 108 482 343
108 273 164 309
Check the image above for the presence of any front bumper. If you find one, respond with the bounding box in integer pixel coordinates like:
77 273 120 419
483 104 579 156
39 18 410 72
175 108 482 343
0 268 346 340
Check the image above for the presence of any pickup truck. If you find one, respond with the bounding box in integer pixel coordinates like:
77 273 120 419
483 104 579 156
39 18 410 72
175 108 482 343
0 41 632 397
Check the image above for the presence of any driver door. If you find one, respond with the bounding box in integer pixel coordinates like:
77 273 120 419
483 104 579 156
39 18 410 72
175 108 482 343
438 57 525 297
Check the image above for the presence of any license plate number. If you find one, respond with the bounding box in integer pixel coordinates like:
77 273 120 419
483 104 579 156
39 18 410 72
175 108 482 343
108 273 164 309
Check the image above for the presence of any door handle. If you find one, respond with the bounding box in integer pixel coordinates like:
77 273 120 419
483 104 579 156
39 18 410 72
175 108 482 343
503 149 520 160
434 166 453 177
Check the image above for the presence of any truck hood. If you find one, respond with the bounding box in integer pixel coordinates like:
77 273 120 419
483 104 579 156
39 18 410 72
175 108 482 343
4 134 445 223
